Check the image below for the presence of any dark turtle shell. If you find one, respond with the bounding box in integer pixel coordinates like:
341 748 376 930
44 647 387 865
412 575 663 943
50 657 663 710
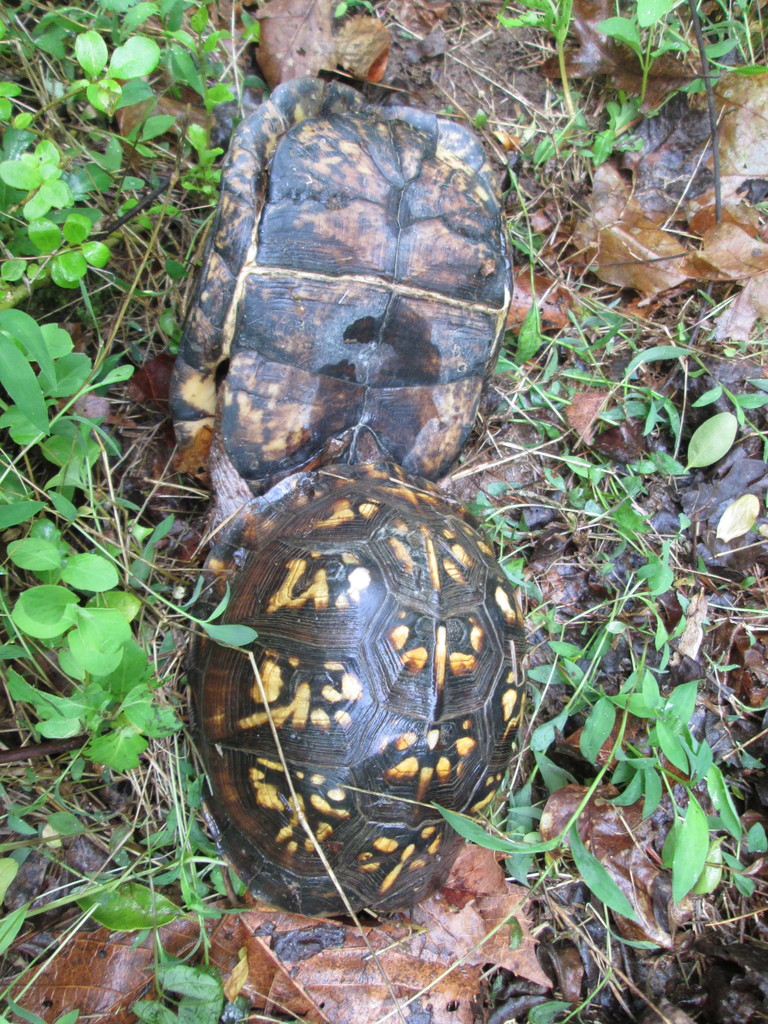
170 77 510 492
191 463 526 916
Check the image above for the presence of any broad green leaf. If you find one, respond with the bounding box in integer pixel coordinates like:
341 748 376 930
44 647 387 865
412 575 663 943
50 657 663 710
202 622 259 646
692 842 723 895
686 412 737 469
82 240 110 267
8 538 64 572
77 881 180 930
637 0 678 27
672 796 709 903
86 78 122 116
88 590 142 622
46 811 85 837
439 806 560 854
580 696 616 764
0 859 19 902
706 765 741 839
109 36 161 79
624 344 690 377
75 30 109 78
0 903 29 955
654 721 688 773
597 16 642 52
716 494 760 542
61 552 119 592
0 339 48 430
0 500 46 529
28 218 62 252
68 607 131 675
51 250 88 288
86 725 148 770
0 154 41 191
50 352 92 396
569 825 638 920
667 680 699 724
63 212 92 245
11 585 78 638
156 963 223 1002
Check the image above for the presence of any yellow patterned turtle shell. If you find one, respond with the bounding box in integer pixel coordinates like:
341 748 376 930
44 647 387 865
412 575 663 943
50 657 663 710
191 462 526 916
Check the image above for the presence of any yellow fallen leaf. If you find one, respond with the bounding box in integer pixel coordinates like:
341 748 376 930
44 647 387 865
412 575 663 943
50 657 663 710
716 493 760 542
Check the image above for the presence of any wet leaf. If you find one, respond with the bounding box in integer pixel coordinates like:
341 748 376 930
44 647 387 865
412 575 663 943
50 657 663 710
686 412 738 469
716 493 760 541
541 785 684 947
257 0 389 87
672 795 709 903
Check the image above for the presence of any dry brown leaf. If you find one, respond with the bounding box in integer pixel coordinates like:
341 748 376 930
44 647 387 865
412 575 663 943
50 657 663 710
15 921 200 1022
334 14 389 82
674 590 709 662
507 270 574 330
552 0 695 109
257 0 389 87
687 70 768 222
541 784 686 949
565 390 609 444
574 163 691 298
398 0 450 33
206 846 547 1023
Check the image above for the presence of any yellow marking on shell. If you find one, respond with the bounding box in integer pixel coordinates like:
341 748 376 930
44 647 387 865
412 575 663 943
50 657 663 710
421 527 441 592
387 536 414 573
402 646 428 673
250 775 283 812
379 862 404 893
462 718 473 730
478 540 494 557
325 661 345 671
250 768 265 782
256 757 285 773
315 815 333 839
334 710 352 728
427 835 442 854
417 766 434 802
427 728 440 749
451 543 474 568
456 737 477 757
502 688 519 722
314 498 355 529
359 860 382 872
347 566 371 602
286 840 298 854
239 682 311 730
400 843 415 862
327 788 346 801
409 858 428 870
449 651 476 676
266 559 329 613
311 708 331 730
394 732 418 750
470 623 484 652
206 556 228 574
385 756 419 780
310 773 326 786
436 756 452 780
443 558 467 584
276 825 294 843
495 585 518 625
421 825 436 838
486 775 497 787
256 658 284 703
389 625 409 650
358 501 381 518
374 837 399 853
322 673 362 703
434 625 447 696
335 593 350 609
310 793 332 814
471 790 497 814
341 552 360 564
289 656 300 667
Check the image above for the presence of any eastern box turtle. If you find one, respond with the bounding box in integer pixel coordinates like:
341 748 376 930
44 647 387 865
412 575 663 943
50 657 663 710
191 462 525 916
170 76 510 492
